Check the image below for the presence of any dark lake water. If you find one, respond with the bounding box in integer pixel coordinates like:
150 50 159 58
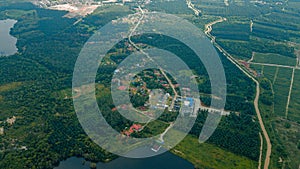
54 148 194 169
0 19 18 56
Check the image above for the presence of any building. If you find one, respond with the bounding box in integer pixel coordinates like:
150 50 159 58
181 97 195 116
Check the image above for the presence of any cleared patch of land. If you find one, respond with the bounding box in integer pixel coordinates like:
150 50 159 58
49 4 100 17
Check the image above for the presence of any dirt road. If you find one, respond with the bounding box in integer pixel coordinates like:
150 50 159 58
204 18 272 169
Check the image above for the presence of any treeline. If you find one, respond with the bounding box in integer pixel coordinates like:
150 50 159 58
259 78 274 106
217 38 296 58
252 24 300 42
212 23 250 41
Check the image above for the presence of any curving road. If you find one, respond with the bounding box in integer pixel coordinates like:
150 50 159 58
186 1 272 167
204 18 272 169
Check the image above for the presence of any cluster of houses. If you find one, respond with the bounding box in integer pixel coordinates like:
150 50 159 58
122 124 143 136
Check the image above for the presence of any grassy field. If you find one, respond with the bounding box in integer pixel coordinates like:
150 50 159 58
139 120 169 137
252 53 296 66
172 135 257 169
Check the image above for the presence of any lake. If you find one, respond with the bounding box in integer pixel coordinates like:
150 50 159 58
0 19 18 56
54 149 194 169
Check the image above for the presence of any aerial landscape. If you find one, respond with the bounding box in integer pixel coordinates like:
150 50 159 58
0 0 299 169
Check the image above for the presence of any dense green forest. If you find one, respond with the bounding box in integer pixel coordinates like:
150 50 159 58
0 3 130 169
0 1 281 169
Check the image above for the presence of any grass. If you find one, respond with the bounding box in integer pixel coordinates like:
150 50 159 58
139 120 169 137
172 135 257 169
252 53 296 66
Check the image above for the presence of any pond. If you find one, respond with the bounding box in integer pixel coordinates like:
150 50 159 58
0 19 18 56
54 148 194 169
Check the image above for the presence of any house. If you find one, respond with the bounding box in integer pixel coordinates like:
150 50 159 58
118 86 127 90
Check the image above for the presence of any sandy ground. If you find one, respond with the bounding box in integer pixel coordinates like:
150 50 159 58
49 4 100 17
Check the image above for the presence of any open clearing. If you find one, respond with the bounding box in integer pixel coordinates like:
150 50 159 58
48 4 100 17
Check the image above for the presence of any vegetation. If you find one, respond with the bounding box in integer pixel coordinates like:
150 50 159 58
172 135 257 169
0 3 132 169
190 110 260 161
1 0 300 169
252 53 296 66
